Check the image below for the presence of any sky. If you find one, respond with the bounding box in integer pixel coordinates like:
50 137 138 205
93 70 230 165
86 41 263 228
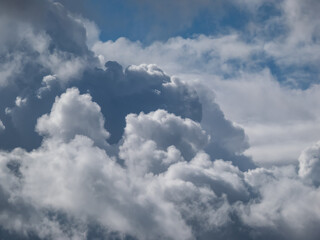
0 0 320 239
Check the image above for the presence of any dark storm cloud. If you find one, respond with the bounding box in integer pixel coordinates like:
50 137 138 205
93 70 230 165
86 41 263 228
0 0 46 18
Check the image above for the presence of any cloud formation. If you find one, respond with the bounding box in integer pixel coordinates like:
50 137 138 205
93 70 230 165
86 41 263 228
36 88 110 147
1 88 320 240
0 0 204 151
90 0 320 165
0 0 319 239
299 142 320 187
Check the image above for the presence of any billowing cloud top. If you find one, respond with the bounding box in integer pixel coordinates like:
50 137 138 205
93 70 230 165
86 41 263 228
0 0 319 240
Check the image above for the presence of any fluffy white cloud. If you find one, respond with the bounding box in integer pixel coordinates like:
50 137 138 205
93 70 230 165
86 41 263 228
0 120 4 132
119 110 209 175
299 141 320 186
90 17 320 166
0 0 320 239
15 96 27 107
91 34 259 76
1 88 320 239
36 88 110 147
0 89 194 240
239 166 320 240
0 0 99 150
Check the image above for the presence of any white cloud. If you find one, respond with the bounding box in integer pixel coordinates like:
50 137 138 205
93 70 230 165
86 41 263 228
90 17 320 166
119 109 209 175
0 120 4 131
75 17 100 49
263 0 320 69
299 141 320 186
40 52 88 83
91 34 259 76
1 88 320 239
36 88 110 147
15 96 27 107
0 0 320 239
239 166 320 239
211 70 320 166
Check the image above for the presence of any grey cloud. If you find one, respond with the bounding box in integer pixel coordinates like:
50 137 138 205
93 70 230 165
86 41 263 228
0 0 91 57
0 0 96 150
197 86 255 171
0 148 87 240
1 1 319 239
0 0 202 151
74 61 202 145
1 88 320 240
238 166 320 240
0 0 47 22
0 120 4 132
0 1 254 235
92 14 320 166
299 141 320 186
0 0 248 171
0 104 194 239
164 156 250 203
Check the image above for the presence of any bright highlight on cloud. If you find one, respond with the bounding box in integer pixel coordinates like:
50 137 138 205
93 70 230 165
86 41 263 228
0 0 319 240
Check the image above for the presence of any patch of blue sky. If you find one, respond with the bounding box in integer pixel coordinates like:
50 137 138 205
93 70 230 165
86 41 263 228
62 1 284 43
64 0 318 89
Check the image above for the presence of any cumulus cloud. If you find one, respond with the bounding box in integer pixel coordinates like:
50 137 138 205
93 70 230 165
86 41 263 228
36 88 110 147
239 166 320 240
119 110 209 175
90 6 320 166
0 89 223 239
0 0 98 151
0 0 205 152
0 0 320 239
1 89 320 239
299 142 320 187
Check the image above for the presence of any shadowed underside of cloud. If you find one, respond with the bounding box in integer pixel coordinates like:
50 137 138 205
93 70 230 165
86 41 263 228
0 0 319 240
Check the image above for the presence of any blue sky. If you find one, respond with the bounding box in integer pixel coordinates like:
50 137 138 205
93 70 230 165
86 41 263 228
62 0 253 42
59 0 319 89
